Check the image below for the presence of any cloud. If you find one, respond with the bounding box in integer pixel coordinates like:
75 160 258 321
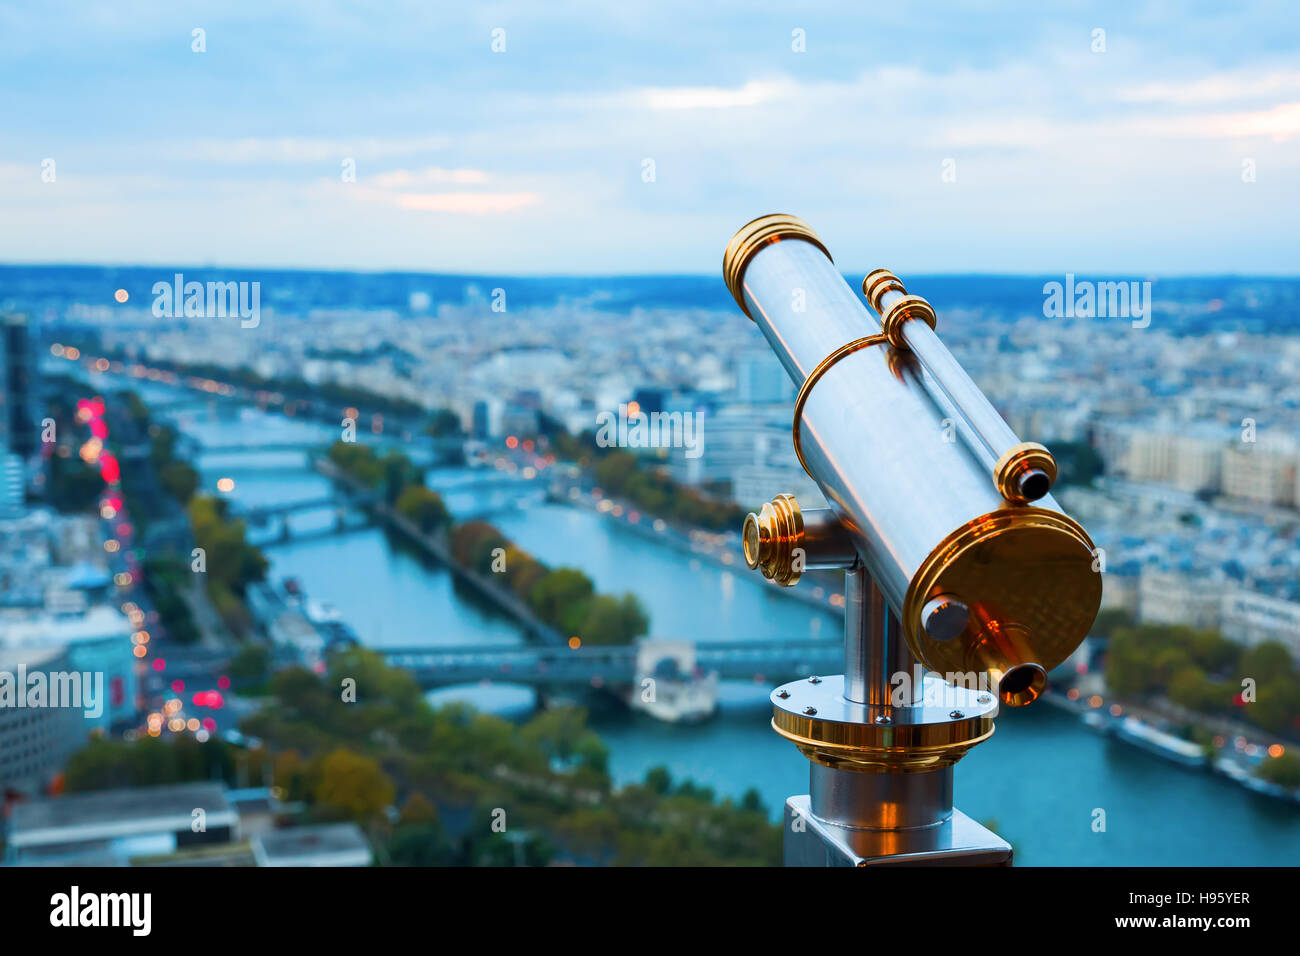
1118 70 1300 105
370 167 491 187
638 79 793 110
351 186 541 214
170 136 450 164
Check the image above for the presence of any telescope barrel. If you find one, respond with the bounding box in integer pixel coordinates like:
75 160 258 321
866 276 1057 503
725 215 1101 701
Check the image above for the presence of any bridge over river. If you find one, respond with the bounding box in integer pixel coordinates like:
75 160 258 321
377 638 842 689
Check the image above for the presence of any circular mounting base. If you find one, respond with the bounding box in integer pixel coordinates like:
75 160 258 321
771 674 998 773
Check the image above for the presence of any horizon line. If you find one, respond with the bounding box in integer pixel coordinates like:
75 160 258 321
3 260 1299 283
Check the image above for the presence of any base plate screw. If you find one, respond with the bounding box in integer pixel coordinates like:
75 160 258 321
776 690 790 699
949 710 964 719
804 706 818 715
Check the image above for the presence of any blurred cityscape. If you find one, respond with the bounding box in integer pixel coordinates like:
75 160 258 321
1 264 1299 866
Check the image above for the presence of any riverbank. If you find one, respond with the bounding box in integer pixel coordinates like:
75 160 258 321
1042 689 1300 806
73 370 1300 864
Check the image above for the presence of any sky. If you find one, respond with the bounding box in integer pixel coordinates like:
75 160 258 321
2 0 1299 275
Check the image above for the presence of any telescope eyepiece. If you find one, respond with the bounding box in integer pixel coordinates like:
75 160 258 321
1017 467 1052 503
996 662 1047 707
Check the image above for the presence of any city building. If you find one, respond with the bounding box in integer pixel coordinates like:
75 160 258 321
1222 439 1298 508
735 350 794 405
1220 590 1300 660
1 605 139 732
0 314 39 458
0 645 83 798
250 823 372 867
0 451 22 518
4 781 238 865
1138 568 1224 631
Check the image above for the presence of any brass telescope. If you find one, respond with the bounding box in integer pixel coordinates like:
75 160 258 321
724 215 1102 866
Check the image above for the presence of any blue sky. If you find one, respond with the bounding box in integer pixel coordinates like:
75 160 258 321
2 1 1298 274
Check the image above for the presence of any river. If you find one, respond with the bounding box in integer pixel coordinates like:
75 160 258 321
124 383 1300 865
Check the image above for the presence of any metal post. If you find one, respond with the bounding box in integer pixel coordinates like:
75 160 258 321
782 593 1011 866
843 564 917 708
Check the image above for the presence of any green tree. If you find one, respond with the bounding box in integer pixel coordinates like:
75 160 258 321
229 642 272 685
395 485 451 533
1257 753 1300 789
574 592 649 645
644 765 672 795
528 568 595 630
389 823 453 865
426 409 463 438
158 460 200 504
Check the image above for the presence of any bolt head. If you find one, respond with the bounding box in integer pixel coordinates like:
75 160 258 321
873 714 892 725
808 675 821 684
776 690 790 699
949 710 964 719
803 706 818 715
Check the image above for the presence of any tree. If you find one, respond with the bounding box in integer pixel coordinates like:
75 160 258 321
1090 608 1135 639
574 593 648 645
47 452 102 513
389 823 453 865
229 642 271 685
593 451 637 492
1257 753 1300 789
520 706 602 771
503 547 547 600
395 485 450 534
644 766 672 795
158 460 199 504
398 792 439 825
426 409 462 438
528 568 595 630
313 748 395 823
382 451 421 505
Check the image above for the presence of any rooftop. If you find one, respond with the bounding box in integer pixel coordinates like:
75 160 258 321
251 823 371 867
9 781 235 847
